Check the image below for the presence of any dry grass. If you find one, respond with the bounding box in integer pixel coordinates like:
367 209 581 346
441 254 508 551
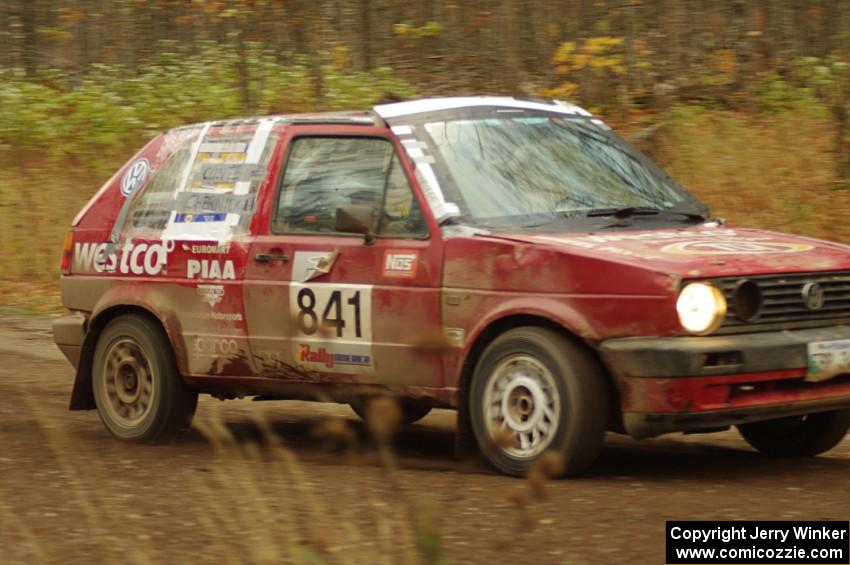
3 396 457 565
658 108 850 245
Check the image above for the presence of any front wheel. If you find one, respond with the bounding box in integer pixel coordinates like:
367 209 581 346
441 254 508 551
92 314 198 441
737 410 850 457
469 327 609 477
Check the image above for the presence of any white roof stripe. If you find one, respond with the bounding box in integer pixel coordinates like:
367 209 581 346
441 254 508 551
374 96 590 119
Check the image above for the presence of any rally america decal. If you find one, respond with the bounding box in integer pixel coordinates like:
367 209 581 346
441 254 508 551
290 281 373 375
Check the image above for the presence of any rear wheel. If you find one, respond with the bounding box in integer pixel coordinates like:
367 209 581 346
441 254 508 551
737 410 850 457
350 398 432 426
469 327 609 477
92 314 197 441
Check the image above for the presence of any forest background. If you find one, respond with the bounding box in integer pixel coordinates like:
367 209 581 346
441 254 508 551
2 0 850 311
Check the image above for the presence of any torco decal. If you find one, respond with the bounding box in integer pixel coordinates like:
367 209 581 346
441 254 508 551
661 241 814 255
73 240 173 275
290 282 373 374
120 159 149 197
187 259 236 280
382 250 419 279
193 337 239 356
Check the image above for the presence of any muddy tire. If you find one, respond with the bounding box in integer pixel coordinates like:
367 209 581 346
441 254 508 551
469 327 609 477
92 314 197 441
737 410 850 457
350 399 433 426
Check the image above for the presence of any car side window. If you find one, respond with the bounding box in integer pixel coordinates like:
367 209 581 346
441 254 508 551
274 137 428 237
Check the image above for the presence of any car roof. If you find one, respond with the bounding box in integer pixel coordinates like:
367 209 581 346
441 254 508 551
374 96 591 119
166 97 594 134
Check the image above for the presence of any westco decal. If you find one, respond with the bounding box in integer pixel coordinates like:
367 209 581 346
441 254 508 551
74 240 174 275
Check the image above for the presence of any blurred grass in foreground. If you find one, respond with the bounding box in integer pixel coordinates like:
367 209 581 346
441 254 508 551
1 396 563 564
1 102 849 314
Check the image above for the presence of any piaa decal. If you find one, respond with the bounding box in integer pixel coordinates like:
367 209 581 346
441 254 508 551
188 259 236 280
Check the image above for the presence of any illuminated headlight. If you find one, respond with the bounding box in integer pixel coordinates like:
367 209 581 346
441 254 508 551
676 282 727 335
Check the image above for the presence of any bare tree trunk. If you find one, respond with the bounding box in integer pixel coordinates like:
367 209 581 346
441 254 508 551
20 0 38 77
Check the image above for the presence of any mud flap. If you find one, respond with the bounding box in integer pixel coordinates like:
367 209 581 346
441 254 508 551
454 384 475 458
69 332 97 411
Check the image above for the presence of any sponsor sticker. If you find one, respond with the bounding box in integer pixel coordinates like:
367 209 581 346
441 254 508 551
296 343 371 370
662 240 814 255
187 259 236 280
382 249 419 279
73 240 173 275
292 251 338 282
120 159 149 197
174 213 227 223
173 192 257 215
197 284 225 307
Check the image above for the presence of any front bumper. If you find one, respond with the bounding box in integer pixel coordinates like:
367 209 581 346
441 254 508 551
599 325 850 438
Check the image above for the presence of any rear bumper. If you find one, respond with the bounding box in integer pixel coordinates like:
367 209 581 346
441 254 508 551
52 313 87 368
599 326 850 438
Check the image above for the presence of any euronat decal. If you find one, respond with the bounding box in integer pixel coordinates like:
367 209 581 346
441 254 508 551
52 96 850 478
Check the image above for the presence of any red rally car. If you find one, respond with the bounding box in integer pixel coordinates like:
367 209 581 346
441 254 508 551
53 97 850 476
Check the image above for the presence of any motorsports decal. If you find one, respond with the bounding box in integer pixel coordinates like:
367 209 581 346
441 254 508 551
197 284 225 307
290 281 373 375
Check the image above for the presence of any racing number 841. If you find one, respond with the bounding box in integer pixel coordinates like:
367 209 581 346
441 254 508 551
296 287 363 339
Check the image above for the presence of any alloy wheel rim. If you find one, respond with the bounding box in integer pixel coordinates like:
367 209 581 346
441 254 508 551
101 337 155 428
483 354 561 459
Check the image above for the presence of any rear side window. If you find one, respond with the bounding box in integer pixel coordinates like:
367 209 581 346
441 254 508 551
274 137 427 237
124 124 278 240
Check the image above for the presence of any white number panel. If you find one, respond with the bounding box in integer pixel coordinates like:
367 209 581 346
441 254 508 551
289 282 373 374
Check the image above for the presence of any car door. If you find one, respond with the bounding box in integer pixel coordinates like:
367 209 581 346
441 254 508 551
244 127 445 388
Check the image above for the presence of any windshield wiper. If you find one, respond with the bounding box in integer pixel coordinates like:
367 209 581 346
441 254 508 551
585 206 661 218
587 206 707 222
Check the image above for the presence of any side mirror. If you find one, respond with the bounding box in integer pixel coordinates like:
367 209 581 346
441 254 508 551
335 205 377 243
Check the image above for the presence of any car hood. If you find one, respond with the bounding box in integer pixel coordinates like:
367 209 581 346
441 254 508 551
494 225 850 278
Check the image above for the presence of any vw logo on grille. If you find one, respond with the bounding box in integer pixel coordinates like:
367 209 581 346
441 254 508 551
801 282 826 310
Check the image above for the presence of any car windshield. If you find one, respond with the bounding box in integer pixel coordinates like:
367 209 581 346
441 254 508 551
399 110 705 229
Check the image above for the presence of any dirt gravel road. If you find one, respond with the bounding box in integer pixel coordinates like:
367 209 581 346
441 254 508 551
1 315 849 564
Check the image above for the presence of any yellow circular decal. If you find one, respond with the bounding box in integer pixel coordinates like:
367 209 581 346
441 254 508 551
662 240 814 255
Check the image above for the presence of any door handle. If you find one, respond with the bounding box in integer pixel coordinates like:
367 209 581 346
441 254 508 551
254 252 290 263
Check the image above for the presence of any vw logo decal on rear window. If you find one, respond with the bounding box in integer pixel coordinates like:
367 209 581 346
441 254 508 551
801 282 826 310
120 158 149 197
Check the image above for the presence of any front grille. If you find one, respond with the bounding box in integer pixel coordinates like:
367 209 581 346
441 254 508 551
711 271 850 333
